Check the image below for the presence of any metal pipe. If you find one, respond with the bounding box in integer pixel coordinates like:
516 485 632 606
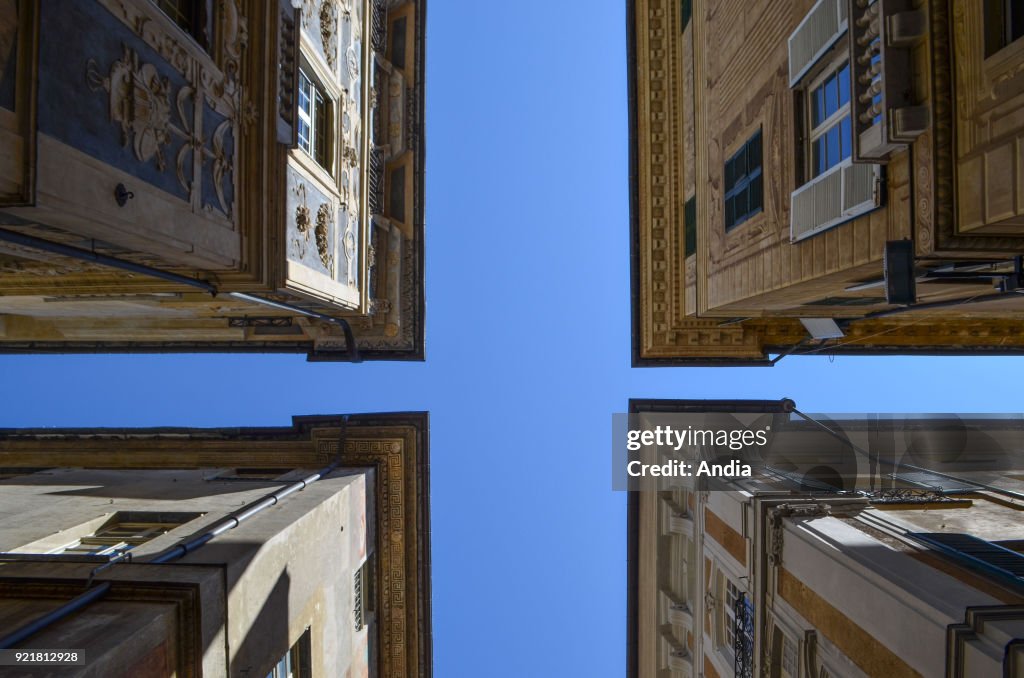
0 418 350 646
0 228 360 361
857 291 1020 321
149 460 344 564
0 227 217 293
0 582 111 649
228 293 361 362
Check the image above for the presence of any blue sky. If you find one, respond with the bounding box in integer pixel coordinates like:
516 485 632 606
2 1 1024 676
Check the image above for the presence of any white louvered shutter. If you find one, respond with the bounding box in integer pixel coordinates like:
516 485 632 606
791 159 880 242
788 0 849 86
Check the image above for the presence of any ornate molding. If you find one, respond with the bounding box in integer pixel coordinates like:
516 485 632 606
87 0 245 220
767 503 832 568
343 214 357 285
296 189 312 238
87 47 172 171
315 429 424 677
219 0 248 88
320 0 338 70
315 202 334 270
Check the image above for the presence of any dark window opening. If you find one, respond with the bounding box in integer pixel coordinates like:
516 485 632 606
724 129 763 231
209 468 295 482
153 0 213 50
681 0 692 31
985 0 1024 57
684 196 696 257
390 16 408 70
389 165 406 223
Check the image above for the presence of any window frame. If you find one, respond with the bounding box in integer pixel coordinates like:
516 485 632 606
151 0 213 51
723 129 764 232
297 63 335 176
985 0 1024 58
267 628 312 678
723 577 741 650
683 196 696 257
781 632 799 678
804 52 852 180
789 17 882 243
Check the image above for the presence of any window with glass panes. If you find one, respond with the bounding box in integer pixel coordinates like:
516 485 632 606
267 630 311 678
54 521 179 556
782 634 799 677
723 577 741 649
808 60 852 178
723 130 763 230
297 69 332 172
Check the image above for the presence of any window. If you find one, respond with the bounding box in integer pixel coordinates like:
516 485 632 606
782 634 799 677
354 564 366 631
152 0 212 49
788 15 881 243
680 0 692 32
724 130 763 230
985 0 1024 57
683 197 696 257
723 578 741 649
298 68 332 172
267 629 312 678
52 514 197 556
807 60 851 178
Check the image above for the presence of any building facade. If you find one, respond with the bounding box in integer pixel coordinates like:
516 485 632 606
0 412 431 677
0 0 424 361
627 399 1024 678
630 0 1024 365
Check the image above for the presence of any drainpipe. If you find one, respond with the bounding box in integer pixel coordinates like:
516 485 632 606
0 419 350 648
148 457 345 564
0 227 361 362
0 582 112 649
